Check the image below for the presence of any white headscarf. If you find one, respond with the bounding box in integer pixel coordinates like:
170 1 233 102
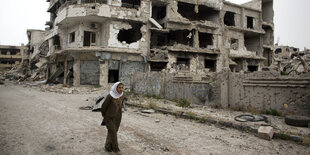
110 82 124 99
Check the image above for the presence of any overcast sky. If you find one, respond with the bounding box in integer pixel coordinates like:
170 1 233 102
0 0 309 50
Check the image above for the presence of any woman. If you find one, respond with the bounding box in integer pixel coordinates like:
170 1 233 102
101 82 124 155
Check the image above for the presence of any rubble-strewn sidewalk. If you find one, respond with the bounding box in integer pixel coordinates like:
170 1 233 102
126 95 310 145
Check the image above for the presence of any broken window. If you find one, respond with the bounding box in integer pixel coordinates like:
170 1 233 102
177 2 219 23
108 70 119 83
121 0 140 9
83 31 96 46
150 32 169 48
247 16 254 29
229 65 236 72
150 62 167 71
152 3 166 27
170 30 194 47
10 50 17 55
248 65 258 72
117 23 142 44
176 58 190 71
244 35 260 52
224 11 235 26
275 48 282 54
230 38 238 50
199 32 213 48
1 51 6 55
204 59 216 72
53 35 61 50
69 32 75 43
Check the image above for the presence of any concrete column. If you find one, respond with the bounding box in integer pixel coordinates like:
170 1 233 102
104 60 109 85
193 29 199 49
63 54 68 85
73 59 80 86
99 59 105 86
241 8 245 28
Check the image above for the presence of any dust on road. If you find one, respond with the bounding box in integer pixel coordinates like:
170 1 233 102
0 82 309 155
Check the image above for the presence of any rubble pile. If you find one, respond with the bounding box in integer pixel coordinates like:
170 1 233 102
279 50 310 75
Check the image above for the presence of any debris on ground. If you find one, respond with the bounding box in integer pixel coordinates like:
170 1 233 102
258 126 274 140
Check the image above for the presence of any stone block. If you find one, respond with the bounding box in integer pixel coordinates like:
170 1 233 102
258 126 274 140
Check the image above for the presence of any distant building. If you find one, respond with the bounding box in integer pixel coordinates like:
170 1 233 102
0 45 26 70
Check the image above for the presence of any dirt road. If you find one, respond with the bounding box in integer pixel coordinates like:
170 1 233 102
0 82 309 155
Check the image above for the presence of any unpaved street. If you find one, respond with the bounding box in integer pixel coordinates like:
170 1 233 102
0 82 309 155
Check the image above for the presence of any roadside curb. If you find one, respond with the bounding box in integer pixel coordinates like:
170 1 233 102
126 102 306 145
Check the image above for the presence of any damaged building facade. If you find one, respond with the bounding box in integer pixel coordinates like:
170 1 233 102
0 45 26 71
38 0 274 86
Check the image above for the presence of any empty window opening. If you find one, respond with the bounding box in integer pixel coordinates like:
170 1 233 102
108 70 119 83
248 66 258 72
117 23 142 44
1 51 6 55
10 50 17 55
229 65 236 72
53 35 60 46
150 62 167 71
230 38 238 50
84 31 96 46
121 0 140 9
170 30 194 47
0 61 8 64
150 32 169 48
204 59 216 72
69 32 75 43
199 32 213 48
247 16 254 29
275 48 282 54
53 35 61 50
244 35 260 52
293 48 298 52
152 4 166 26
177 2 219 23
176 58 190 71
224 11 235 26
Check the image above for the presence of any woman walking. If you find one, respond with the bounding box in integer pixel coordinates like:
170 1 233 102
101 82 125 155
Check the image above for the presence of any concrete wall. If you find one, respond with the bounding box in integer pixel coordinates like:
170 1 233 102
120 61 145 87
131 72 162 95
226 71 310 116
131 72 216 105
131 71 310 116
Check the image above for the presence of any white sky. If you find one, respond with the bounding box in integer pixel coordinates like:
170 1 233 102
0 0 309 49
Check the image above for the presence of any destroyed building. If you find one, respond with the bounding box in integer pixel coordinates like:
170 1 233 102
36 0 274 86
274 46 310 75
0 45 26 71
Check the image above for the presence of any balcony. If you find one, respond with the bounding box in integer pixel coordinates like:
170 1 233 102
54 3 146 27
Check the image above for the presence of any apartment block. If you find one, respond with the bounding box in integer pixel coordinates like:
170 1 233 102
37 0 274 86
0 45 26 70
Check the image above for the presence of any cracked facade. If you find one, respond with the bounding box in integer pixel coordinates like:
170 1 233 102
33 0 274 86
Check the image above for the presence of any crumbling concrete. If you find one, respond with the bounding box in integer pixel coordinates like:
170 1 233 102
23 0 277 87
258 126 274 140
